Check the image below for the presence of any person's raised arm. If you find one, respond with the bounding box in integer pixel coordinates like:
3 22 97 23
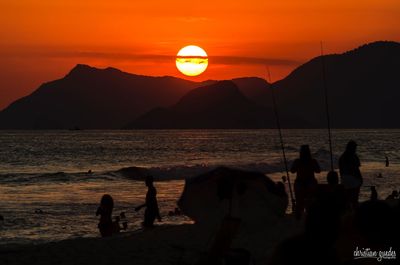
134 204 146 212
96 207 101 216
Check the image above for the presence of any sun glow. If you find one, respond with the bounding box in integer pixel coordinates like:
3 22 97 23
176 45 208 76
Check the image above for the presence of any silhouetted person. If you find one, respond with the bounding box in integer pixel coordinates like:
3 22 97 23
290 145 321 219
269 186 342 265
315 171 346 222
135 176 161 227
96 194 114 237
34 209 44 214
323 171 343 198
339 140 363 208
120 212 128 230
386 190 399 200
385 156 389 167
0 214 3 221
270 192 399 265
113 216 121 234
370 186 378 201
276 181 287 198
327 171 339 186
281 175 287 183
168 207 182 216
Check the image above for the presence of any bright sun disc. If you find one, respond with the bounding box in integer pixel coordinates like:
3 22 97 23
176 45 208 76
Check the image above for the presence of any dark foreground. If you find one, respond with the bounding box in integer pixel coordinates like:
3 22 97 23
2 199 399 265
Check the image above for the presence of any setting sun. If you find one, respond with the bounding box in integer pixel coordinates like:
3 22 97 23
1 1 400 263
176 45 208 76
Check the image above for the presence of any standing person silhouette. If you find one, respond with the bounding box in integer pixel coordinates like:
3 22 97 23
96 194 114 237
339 140 363 208
135 176 162 227
290 145 321 220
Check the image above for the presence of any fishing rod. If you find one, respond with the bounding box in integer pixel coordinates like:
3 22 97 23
320 42 335 172
266 67 296 212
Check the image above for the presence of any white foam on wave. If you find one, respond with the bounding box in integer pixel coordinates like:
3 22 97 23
0 148 378 184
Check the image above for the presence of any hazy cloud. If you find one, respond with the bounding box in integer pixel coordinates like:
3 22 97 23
41 51 300 66
0 48 299 66
210 56 299 66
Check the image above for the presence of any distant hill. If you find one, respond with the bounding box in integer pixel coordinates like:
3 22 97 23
273 41 400 128
1 41 399 129
126 81 304 129
0 65 269 129
229 41 400 128
232 77 272 108
0 65 202 129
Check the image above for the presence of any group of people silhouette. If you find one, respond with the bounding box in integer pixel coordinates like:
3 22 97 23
290 140 363 219
271 140 400 264
91 140 400 264
96 175 161 237
94 140 371 236
95 139 396 253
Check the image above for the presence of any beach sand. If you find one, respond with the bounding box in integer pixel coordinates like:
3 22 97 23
1 215 301 265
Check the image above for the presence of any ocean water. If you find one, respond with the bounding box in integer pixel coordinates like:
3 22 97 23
0 129 400 245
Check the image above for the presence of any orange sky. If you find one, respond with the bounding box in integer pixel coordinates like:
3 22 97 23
0 0 399 110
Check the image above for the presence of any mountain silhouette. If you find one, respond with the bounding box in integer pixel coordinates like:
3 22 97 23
0 65 202 129
0 41 399 129
273 41 400 128
0 65 269 129
232 77 273 108
126 80 304 129
227 41 400 129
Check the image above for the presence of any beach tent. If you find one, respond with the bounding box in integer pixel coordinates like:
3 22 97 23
178 167 288 226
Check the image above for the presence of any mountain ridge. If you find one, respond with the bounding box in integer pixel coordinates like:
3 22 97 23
1 40 399 129
126 80 305 129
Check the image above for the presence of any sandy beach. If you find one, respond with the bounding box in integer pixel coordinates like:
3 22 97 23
0 215 301 265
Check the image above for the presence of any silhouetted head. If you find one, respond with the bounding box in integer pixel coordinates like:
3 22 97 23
391 190 399 197
100 194 114 210
345 140 357 154
299 145 312 162
327 171 339 186
145 175 154 187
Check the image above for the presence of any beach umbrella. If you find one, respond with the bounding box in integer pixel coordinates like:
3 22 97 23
177 167 288 226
